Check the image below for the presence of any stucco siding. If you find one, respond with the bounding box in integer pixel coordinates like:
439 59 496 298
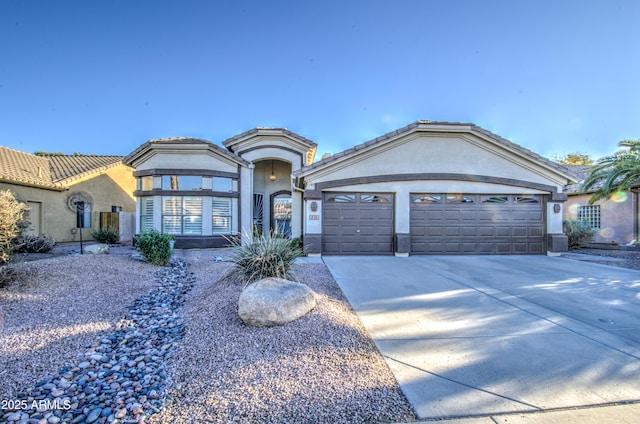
137 152 238 173
0 164 135 242
306 134 564 190
564 193 637 244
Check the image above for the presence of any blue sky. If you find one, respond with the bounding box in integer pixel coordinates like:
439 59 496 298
1 0 638 161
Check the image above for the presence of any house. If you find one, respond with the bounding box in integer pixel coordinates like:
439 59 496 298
124 121 577 255
563 165 639 245
0 147 137 242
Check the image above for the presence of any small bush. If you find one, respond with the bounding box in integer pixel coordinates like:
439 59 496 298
564 220 596 249
136 229 174 266
14 234 56 253
0 264 17 288
0 190 28 264
289 237 303 250
92 227 119 244
227 231 303 284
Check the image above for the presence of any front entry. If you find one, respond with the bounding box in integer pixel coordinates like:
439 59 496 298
322 192 394 255
271 191 292 237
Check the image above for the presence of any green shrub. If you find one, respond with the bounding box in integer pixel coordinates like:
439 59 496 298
0 190 28 264
0 264 17 288
564 220 596 249
136 229 174 265
227 231 303 284
289 237 303 250
14 234 56 253
92 227 119 244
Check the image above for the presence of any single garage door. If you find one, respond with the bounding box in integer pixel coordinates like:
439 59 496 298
410 193 545 254
323 192 394 255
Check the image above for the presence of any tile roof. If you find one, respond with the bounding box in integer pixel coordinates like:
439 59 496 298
0 146 124 190
123 137 251 167
222 127 318 149
294 120 578 182
0 146 57 188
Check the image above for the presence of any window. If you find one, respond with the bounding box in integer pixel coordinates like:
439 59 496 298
578 205 601 229
162 175 202 191
514 195 539 204
412 194 442 203
482 196 508 204
325 194 356 203
213 177 233 192
361 194 390 203
140 198 154 231
162 196 202 234
138 176 153 191
447 195 475 203
212 197 232 234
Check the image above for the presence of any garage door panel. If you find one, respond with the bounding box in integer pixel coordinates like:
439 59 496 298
495 227 511 237
444 226 461 236
529 227 544 236
461 227 477 236
477 227 495 236
427 227 443 236
461 210 478 220
411 193 545 255
323 192 394 255
512 227 528 237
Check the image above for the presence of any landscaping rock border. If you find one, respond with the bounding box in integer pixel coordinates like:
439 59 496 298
1 259 194 424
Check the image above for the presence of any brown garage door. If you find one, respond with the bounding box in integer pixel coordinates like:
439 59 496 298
323 192 394 255
410 193 545 254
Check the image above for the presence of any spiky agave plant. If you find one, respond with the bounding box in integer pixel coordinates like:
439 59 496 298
226 230 303 284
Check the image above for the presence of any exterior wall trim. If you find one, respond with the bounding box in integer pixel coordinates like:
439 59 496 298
133 189 240 198
133 169 239 178
236 145 306 164
304 173 568 201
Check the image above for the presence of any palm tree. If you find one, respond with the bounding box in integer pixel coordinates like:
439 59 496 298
581 140 640 204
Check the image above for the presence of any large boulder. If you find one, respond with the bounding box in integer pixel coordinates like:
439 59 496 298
84 244 110 254
238 278 316 327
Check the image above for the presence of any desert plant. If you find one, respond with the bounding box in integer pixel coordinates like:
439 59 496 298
136 229 174 265
564 220 596 249
289 237 303 250
13 234 57 253
227 231 303 284
0 190 28 264
92 227 119 244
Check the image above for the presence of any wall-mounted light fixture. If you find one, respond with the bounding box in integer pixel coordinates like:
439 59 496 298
269 160 276 181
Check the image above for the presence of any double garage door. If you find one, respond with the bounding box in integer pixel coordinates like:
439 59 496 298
322 192 545 255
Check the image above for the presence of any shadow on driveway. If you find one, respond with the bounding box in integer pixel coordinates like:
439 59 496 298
323 255 640 420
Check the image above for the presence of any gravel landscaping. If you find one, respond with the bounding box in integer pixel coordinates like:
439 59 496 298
0 248 416 423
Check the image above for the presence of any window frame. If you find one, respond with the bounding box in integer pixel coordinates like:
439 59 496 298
162 196 203 235
577 205 601 229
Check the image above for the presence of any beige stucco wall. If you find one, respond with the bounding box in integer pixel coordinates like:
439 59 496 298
136 150 239 173
564 192 637 244
0 164 136 242
305 134 566 191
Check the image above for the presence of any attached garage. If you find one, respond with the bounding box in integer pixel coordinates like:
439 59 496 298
410 193 545 254
322 192 394 255
296 121 576 257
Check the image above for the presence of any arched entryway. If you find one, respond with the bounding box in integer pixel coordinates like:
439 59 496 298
252 159 293 236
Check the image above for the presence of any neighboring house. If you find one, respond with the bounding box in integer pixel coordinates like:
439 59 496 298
563 165 638 245
0 146 137 242
124 121 577 255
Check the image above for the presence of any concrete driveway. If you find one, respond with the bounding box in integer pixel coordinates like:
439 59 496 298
322 255 640 422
